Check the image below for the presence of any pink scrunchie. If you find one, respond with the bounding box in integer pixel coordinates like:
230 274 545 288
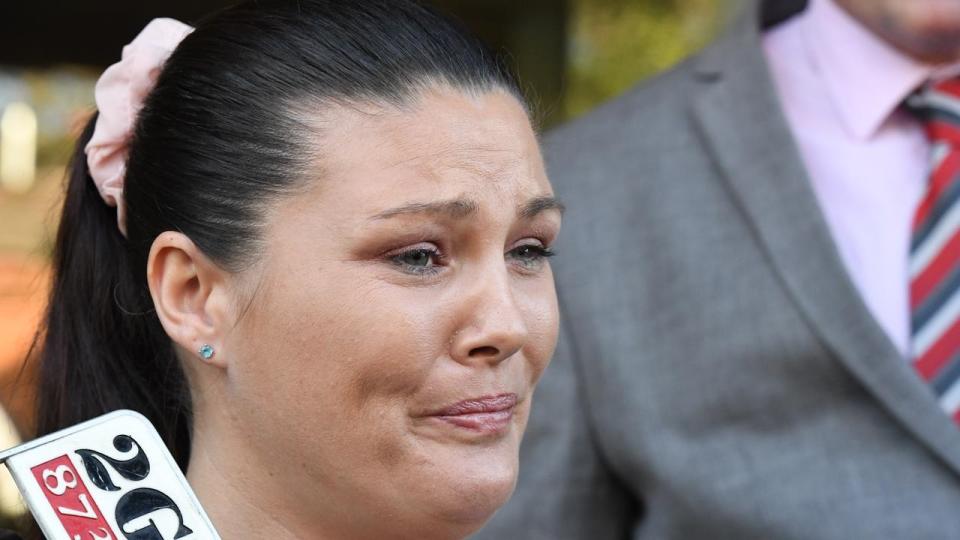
84 18 194 236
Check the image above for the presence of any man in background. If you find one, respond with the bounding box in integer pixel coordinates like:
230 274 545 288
476 0 960 537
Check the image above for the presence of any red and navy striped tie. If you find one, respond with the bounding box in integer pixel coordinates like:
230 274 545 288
905 79 960 422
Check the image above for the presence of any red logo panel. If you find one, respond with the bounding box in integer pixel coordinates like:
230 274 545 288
30 455 117 539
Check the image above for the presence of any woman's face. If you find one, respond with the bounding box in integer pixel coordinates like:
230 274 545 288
219 86 561 538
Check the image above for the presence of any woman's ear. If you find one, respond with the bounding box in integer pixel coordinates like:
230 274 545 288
147 231 232 368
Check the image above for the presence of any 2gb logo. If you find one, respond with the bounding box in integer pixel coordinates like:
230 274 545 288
31 455 115 540
33 435 194 540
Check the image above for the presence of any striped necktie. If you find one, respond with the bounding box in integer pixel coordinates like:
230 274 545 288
905 79 960 422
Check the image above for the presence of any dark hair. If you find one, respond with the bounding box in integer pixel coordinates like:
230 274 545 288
34 0 523 470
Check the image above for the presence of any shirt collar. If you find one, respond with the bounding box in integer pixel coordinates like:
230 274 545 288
801 0 960 139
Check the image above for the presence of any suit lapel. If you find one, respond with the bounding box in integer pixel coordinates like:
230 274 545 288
690 0 960 476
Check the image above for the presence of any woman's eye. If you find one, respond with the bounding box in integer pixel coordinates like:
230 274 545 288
390 247 442 274
508 244 556 269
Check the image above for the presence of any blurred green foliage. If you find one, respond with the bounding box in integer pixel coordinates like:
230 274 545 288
565 0 729 118
22 69 93 168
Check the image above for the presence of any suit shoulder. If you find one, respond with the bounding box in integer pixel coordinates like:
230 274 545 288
544 53 702 159
541 52 710 205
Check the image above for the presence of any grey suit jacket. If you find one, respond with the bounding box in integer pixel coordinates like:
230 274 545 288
474 1 960 538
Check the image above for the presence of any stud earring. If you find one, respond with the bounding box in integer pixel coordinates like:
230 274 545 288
198 344 215 361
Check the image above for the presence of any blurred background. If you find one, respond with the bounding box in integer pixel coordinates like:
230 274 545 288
0 0 734 526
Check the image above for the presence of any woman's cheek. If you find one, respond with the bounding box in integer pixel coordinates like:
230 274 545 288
521 280 560 368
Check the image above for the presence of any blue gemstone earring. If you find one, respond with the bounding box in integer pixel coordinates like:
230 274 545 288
198 344 215 361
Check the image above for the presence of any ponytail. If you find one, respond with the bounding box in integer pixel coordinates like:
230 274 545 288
33 114 192 466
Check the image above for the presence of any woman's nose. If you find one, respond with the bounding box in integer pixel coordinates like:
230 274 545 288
449 270 528 367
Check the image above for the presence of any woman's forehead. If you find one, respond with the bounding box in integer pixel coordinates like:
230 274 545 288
313 87 548 205
322 87 535 165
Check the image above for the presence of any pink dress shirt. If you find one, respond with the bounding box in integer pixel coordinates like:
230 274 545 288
762 0 960 357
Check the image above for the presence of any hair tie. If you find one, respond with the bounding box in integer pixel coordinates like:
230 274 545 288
84 18 194 237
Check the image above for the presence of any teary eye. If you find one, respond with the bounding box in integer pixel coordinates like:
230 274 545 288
507 243 555 270
398 249 434 267
391 246 442 275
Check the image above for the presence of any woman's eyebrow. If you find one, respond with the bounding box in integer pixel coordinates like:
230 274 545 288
370 198 480 220
519 196 565 219
369 195 564 221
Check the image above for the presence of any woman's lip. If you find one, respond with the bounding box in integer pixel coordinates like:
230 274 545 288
425 393 518 435
430 393 518 416
434 409 515 433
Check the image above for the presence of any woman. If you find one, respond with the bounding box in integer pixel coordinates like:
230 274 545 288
10 0 562 538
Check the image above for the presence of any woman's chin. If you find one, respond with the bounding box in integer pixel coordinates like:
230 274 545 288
420 450 519 534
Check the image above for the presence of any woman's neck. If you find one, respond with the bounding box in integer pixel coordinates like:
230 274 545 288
186 427 306 539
